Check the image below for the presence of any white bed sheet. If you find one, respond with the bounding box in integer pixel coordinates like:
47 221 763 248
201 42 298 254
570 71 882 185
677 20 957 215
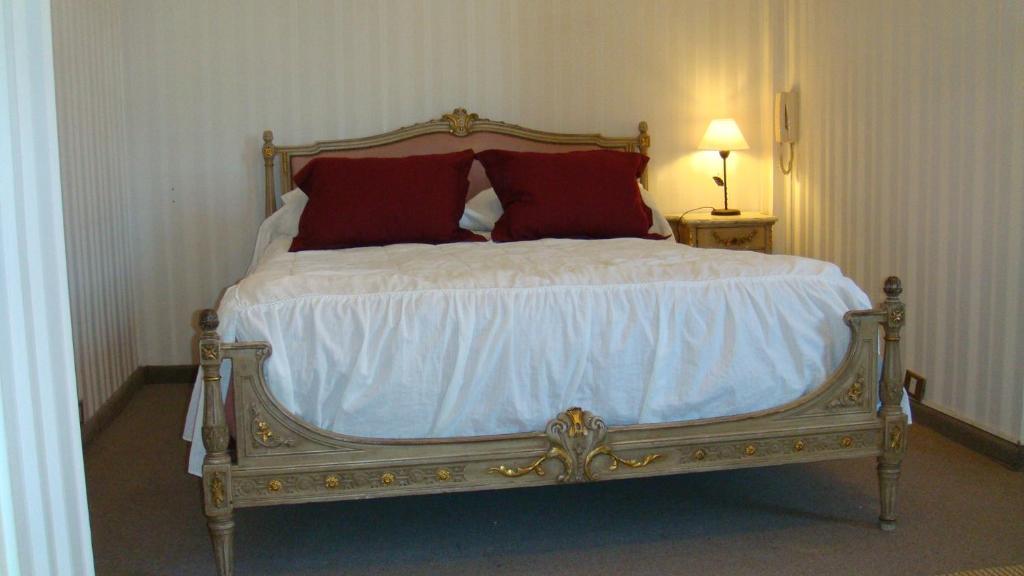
184 231 875 476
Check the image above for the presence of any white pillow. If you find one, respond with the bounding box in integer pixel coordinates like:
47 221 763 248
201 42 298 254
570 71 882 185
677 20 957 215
247 188 307 273
638 184 675 238
459 189 503 232
459 184 674 238
281 188 307 207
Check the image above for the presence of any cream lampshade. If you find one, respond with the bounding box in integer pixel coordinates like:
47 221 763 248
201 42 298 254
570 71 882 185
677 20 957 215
698 119 749 216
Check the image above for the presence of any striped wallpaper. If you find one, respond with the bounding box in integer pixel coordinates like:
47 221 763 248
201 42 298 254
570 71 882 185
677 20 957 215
117 0 776 366
778 0 1024 442
50 1 1023 443
51 0 138 422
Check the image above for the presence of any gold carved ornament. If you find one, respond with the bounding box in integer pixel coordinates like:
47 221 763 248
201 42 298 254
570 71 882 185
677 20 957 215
488 407 661 483
249 407 295 449
685 433 867 465
826 374 866 409
711 229 758 247
888 305 905 327
585 446 661 473
441 108 479 137
256 420 274 443
889 425 903 451
235 466 465 498
488 452 569 480
210 472 225 507
200 343 218 361
846 379 864 403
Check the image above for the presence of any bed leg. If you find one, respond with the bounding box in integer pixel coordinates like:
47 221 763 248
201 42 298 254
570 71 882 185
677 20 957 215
208 513 235 576
876 277 908 531
199 309 236 574
877 458 901 531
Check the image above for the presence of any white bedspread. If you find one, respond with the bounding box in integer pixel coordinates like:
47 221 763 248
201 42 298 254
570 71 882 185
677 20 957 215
184 234 874 475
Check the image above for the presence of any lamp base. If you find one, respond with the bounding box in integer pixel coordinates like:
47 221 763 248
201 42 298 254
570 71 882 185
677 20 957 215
711 208 741 216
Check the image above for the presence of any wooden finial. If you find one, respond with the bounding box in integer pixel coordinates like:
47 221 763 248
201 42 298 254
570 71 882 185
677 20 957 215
637 121 651 189
884 276 902 299
199 309 219 332
638 121 651 151
262 130 277 217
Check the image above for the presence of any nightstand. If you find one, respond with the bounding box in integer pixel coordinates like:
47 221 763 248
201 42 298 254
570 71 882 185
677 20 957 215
666 211 777 253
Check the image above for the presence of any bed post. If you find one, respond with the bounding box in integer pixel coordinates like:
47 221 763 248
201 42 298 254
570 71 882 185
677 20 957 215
638 120 650 189
199 310 234 575
262 130 276 218
877 276 908 531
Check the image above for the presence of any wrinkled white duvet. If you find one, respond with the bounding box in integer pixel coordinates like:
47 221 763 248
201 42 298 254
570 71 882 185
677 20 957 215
184 236 873 475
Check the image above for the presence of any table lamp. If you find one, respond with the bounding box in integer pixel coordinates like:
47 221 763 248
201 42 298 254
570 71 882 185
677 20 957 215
698 118 749 216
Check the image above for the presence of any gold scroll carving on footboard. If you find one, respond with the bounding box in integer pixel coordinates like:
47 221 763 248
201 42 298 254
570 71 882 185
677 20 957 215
488 407 662 483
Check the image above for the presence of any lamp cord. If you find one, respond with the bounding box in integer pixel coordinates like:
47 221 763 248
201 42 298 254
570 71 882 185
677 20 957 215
779 141 795 175
681 206 717 217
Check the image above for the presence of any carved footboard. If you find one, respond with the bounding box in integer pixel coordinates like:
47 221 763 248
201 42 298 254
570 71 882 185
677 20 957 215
197 278 908 576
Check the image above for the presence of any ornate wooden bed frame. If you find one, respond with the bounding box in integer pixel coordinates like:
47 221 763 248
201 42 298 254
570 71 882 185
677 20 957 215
196 109 907 576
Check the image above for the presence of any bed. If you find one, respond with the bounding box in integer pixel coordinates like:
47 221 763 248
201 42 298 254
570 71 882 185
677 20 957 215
186 109 908 576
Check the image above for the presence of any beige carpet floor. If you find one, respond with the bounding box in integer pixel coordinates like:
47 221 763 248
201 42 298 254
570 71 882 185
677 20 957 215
84 383 1024 575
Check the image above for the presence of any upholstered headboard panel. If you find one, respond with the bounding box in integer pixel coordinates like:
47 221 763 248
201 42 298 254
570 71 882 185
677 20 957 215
289 133 606 199
262 108 650 217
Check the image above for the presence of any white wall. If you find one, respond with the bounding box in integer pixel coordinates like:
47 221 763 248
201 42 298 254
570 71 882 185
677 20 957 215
118 0 777 365
51 0 138 422
0 0 95 572
777 0 1024 442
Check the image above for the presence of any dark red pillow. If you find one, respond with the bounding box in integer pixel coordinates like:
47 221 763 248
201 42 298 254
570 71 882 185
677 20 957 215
475 149 657 242
290 151 484 251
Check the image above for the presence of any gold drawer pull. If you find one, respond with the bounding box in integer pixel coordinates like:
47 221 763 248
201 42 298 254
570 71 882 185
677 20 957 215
712 229 758 247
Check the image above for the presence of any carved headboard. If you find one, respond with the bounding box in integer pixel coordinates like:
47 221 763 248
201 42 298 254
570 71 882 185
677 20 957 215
260 108 651 217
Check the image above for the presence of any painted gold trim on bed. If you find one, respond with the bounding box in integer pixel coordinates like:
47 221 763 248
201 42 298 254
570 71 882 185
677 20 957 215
487 407 663 483
197 111 907 575
199 276 907 575
260 108 651 217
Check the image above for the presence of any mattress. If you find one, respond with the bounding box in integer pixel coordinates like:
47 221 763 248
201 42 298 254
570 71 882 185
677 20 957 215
185 234 872 475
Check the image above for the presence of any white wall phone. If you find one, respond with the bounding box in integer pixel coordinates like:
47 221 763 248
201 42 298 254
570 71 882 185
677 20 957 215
775 91 798 174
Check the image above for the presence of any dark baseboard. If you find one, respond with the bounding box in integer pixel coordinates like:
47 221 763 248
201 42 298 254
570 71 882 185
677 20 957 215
144 364 198 384
911 399 1023 470
81 364 199 446
81 366 146 446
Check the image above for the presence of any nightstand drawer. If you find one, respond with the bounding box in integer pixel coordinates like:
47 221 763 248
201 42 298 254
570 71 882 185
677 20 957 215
695 226 767 251
666 211 777 253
